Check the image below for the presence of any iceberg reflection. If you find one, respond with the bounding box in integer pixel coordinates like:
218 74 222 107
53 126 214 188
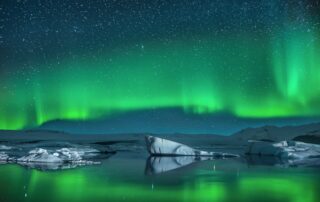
145 156 214 175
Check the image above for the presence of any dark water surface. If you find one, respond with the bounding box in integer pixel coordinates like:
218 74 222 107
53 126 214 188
0 151 319 202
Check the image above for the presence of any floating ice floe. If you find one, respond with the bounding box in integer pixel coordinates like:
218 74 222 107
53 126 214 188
16 147 96 163
17 161 100 171
246 140 320 159
145 136 239 158
0 142 111 170
0 152 10 161
0 145 12 150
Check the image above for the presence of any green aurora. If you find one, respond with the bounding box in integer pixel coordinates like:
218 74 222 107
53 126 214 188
1 28 320 130
1 2 320 130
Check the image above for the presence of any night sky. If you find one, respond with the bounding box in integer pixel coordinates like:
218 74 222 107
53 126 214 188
0 0 320 133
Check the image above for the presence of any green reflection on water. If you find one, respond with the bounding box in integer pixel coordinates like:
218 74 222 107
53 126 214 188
0 164 318 202
239 177 314 202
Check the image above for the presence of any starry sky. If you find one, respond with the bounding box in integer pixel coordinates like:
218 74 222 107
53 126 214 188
0 0 320 133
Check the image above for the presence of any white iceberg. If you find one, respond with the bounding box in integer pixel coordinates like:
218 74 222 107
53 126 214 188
0 141 114 170
0 145 12 150
0 152 9 162
18 148 64 163
246 140 320 159
145 136 239 157
17 160 100 171
17 147 99 163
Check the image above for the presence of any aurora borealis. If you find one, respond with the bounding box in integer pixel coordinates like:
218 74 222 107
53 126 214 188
0 0 320 130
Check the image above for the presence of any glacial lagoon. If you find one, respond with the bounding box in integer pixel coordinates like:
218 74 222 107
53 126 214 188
0 151 319 202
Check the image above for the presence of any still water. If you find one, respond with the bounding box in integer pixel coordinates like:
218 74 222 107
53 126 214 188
0 151 319 202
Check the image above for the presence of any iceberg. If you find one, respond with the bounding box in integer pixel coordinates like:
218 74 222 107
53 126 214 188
0 152 9 162
0 141 112 170
0 145 12 150
17 147 100 163
246 140 320 159
145 136 239 157
18 148 63 163
17 160 100 171
3 147 103 171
